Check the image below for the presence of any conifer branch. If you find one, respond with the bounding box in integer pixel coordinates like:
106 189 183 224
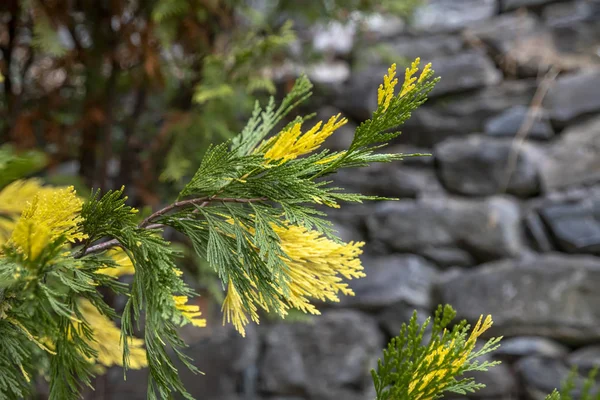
0 59 442 399
80 196 268 257
139 196 268 227
80 238 120 256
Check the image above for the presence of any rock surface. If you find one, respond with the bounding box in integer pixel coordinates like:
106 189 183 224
568 345 600 374
386 34 464 62
493 336 570 360
538 197 600 255
412 0 497 32
540 116 600 191
543 1 600 27
484 105 554 140
334 162 443 199
377 302 431 338
106 324 259 400
435 135 543 197
516 356 579 399
464 355 517 398
308 61 351 85
312 21 355 55
259 311 383 399
546 70 600 123
437 254 600 343
428 51 502 97
467 12 555 75
468 13 539 52
399 80 537 147
341 254 438 310
502 0 561 11
360 13 405 39
367 197 524 262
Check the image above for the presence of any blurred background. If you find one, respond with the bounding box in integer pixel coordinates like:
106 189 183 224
2 0 600 399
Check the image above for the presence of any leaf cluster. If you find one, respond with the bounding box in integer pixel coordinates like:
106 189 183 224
0 59 438 399
0 145 47 189
372 305 502 400
0 241 127 399
546 367 600 400
81 188 197 399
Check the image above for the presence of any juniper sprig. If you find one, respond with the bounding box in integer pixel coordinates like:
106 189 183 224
0 58 442 399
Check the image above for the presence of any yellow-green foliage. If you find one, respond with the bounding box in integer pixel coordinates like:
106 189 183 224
221 220 365 336
0 146 47 189
0 181 149 380
0 59 501 400
546 367 600 400
0 179 54 244
372 305 502 400
10 186 87 260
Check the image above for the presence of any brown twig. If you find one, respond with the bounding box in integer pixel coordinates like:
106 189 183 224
79 196 267 257
498 66 559 194
137 196 267 227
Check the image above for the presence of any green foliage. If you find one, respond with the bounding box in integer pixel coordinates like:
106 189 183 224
0 60 439 399
31 15 69 57
161 19 299 182
79 188 139 245
3 0 426 205
152 0 190 25
372 305 502 400
545 367 600 400
151 0 426 184
193 20 296 103
0 145 47 189
0 317 36 400
119 229 195 399
231 74 314 156
380 0 424 18
270 0 424 21
81 188 196 398
0 238 127 399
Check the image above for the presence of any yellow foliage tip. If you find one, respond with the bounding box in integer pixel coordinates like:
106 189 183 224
18 363 30 383
0 179 63 245
222 279 255 337
400 57 421 97
377 58 434 110
262 114 348 163
7 317 57 355
10 186 88 260
408 314 494 398
221 221 365 336
418 62 432 83
79 300 147 370
276 222 365 304
173 296 207 328
97 249 135 278
0 179 47 215
377 63 398 112
465 314 493 351
315 151 345 166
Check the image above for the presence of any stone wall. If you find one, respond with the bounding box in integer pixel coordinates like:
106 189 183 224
104 1 600 399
